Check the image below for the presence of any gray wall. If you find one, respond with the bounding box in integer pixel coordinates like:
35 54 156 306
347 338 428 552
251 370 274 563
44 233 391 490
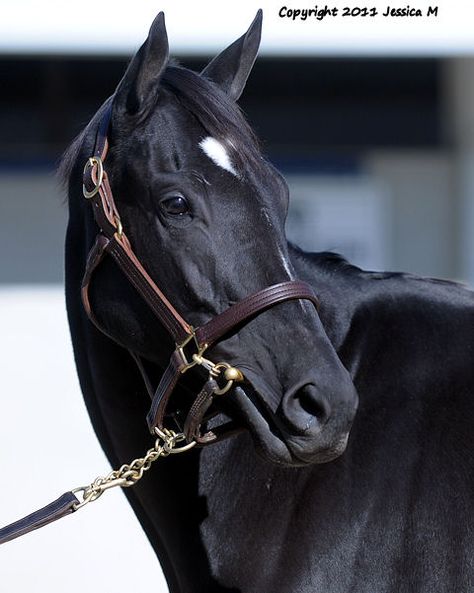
0 171 67 283
366 150 457 280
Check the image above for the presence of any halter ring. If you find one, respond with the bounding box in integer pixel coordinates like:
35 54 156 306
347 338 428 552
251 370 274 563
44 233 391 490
83 156 104 199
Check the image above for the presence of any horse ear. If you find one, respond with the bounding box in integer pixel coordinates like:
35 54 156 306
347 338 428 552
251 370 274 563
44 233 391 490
201 9 262 101
114 12 169 116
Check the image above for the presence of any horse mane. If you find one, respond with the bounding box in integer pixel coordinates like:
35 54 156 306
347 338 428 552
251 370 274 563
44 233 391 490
58 63 262 188
57 97 112 190
290 244 363 275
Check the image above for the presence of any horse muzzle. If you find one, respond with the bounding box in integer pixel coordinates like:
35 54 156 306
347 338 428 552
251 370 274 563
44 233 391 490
229 366 358 466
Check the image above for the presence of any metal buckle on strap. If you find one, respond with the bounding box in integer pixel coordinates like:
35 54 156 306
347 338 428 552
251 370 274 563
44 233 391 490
176 328 210 373
176 329 244 400
83 156 104 199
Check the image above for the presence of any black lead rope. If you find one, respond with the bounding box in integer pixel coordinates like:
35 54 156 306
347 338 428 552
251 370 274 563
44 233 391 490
0 428 195 545
0 493 78 545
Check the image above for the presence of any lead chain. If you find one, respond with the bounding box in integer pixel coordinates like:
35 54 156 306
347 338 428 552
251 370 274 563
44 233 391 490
72 428 195 511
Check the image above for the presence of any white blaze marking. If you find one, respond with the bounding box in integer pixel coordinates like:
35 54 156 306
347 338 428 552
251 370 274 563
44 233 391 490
199 137 238 176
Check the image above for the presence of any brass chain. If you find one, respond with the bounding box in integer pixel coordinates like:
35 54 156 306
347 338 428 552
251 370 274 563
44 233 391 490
71 364 241 513
72 428 195 511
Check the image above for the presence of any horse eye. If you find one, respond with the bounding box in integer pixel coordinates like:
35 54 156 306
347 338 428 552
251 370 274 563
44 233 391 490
160 195 190 216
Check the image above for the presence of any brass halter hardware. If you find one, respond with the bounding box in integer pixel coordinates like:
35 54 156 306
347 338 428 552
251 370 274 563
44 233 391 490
211 363 243 396
113 214 123 237
175 328 244 395
176 328 210 373
82 156 104 199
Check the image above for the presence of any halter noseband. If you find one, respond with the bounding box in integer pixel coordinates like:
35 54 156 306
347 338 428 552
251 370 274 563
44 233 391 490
81 102 320 445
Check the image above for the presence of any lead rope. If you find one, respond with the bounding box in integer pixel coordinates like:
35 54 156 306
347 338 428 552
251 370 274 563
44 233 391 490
0 428 195 546
0 364 240 546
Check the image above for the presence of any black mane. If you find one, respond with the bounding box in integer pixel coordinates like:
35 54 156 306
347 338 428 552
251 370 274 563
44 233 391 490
57 97 112 189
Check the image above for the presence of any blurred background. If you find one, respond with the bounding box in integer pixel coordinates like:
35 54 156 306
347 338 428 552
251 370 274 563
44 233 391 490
1 1 473 590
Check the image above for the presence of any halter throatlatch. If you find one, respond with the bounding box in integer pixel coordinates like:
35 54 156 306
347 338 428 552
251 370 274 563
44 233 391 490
81 102 320 446
0 102 320 545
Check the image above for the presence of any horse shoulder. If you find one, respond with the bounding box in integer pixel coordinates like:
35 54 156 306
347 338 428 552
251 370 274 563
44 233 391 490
287 250 474 590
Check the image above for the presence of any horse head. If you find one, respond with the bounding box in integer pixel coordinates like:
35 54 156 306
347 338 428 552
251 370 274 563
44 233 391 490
66 11 358 466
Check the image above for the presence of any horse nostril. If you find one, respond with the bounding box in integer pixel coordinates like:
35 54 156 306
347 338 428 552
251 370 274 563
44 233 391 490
298 385 330 419
280 383 331 435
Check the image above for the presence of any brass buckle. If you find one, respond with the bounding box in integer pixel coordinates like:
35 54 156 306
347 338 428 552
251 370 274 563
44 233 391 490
83 156 104 199
176 329 209 373
113 214 123 238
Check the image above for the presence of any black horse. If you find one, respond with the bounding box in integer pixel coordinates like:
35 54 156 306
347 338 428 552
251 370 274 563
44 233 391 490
62 11 474 593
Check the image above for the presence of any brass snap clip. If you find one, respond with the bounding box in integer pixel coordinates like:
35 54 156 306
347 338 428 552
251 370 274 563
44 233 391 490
211 362 244 395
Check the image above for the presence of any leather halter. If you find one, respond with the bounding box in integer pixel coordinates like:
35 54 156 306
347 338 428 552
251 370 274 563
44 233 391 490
0 102 321 546
81 102 320 445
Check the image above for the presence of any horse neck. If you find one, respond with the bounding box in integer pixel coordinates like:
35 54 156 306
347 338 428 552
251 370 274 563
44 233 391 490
287 243 363 352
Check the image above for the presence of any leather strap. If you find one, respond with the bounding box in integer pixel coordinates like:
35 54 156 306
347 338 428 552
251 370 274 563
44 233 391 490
196 280 319 348
0 492 78 545
183 379 219 444
81 233 190 343
81 234 109 327
146 350 185 431
106 236 191 343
